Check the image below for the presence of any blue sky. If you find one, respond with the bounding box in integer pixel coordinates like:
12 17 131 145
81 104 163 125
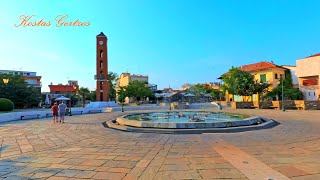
1 0 320 92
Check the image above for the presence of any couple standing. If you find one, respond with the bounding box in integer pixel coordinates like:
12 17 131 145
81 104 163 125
51 101 67 124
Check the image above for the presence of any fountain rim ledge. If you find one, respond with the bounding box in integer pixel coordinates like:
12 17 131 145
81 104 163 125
103 111 280 133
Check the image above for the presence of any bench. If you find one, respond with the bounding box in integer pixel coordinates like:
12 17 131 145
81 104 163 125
105 108 113 112
250 106 259 109
242 106 256 109
285 106 304 110
88 110 102 114
71 110 83 115
269 106 279 110
46 113 53 117
297 106 304 110
21 114 40 120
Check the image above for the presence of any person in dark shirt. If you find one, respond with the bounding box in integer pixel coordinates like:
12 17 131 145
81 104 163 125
51 103 58 124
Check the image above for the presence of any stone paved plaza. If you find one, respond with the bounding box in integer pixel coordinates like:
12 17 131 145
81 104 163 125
0 109 320 179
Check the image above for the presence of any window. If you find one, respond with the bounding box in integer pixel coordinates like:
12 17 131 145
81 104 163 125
100 50 103 58
308 92 310 96
260 74 267 83
314 92 316 96
100 92 103 101
100 60 103 68
280 74 285 79
275 73 278 79
27 73 30 75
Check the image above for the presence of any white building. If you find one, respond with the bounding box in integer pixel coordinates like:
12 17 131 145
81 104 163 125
0 70 42 92
295 54 320 101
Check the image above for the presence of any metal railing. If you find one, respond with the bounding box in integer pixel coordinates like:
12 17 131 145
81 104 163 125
94 74 108 81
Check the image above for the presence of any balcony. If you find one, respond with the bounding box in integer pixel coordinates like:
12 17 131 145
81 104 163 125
94 74 108 81
28 83 42 88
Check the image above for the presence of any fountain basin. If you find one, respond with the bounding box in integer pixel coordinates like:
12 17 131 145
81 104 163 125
115 111 270 129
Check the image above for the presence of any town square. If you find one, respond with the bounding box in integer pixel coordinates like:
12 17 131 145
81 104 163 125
1 0 320 179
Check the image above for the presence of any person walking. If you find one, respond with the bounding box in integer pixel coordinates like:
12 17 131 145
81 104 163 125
51 103 59 124
58 101 67 123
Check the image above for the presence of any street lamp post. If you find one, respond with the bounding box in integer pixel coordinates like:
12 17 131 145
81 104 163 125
69 85 77 116
278 78 285 111
281 79 285 111
121 88 124 112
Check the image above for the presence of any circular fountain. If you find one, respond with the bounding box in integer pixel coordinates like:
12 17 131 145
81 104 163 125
105 111 279 133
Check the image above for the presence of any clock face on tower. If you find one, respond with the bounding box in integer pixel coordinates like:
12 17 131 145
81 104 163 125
99 41 103 45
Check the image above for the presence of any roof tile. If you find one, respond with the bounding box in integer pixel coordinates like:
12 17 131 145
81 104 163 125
239 61 286 72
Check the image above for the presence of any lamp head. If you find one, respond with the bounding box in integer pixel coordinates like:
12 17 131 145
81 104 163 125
2 78 9 84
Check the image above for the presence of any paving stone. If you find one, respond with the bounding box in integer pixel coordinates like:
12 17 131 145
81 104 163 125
95 155 117 160
92 172 126 180
159 164 190 171
163 158 189 165
138 167 160 180
74 170 97 178
68 165 96 171
274 166 312 177
47 176 69 180
54 169 81 177
1 110 320 179
107 167 131 173
79 159 107 166
61 158 86 166
47 164 72 169
135 159 150 168
153 170 202 180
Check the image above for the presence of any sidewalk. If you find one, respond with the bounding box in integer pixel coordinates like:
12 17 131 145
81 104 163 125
0 109 319 179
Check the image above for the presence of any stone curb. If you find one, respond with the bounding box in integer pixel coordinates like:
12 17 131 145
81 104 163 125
103 117 280 134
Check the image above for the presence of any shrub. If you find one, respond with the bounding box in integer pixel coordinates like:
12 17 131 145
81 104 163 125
0 98 14 111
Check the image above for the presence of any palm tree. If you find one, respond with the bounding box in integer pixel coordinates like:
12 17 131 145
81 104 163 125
78 87 90 107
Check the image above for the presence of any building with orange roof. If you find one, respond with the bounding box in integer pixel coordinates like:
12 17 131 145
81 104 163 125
220 61 288 102
48 80 78 100
204 82 220 90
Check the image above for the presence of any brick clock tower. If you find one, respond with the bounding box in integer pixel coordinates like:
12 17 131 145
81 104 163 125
95 32 109 101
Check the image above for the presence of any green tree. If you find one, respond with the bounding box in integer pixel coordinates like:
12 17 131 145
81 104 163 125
251 80 270 101
87 90 96 101
266 70 304 100
222 67 269 101
0 74 42 108
116 86 127 103
78 87 90 107
108 71 118 100
211 89 224 100
126 80 153 102
65 93 80 107
186 84 203 98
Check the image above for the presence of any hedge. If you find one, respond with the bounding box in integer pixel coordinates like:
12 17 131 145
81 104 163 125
0 98 14 111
